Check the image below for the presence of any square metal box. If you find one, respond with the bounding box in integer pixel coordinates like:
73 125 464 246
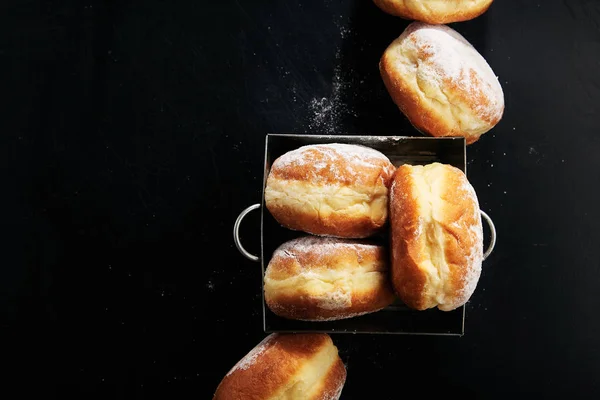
236 134 468 336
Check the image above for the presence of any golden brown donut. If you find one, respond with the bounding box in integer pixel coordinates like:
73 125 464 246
390 163 483 311
265 143 396 238
264 236 395 321
213 333 346 400
380 22 504 144
372 0 494 24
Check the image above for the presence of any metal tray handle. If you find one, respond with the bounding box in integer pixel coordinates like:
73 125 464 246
233 204 496 262
481 210 496 260
233 204 261 262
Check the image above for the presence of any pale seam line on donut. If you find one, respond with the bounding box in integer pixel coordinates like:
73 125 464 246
265 255 387 319
266 263 385 308
267 340 341 400
264 180 388 230
399 46 468 135
413 60 468 133
274 268 384 294
424 166 452 307
267 182 384 212
298 342 344 400
412 165 450 308
411 48 480 136
404 0 434 19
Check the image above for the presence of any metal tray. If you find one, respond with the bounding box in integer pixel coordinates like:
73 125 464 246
233 134 496 336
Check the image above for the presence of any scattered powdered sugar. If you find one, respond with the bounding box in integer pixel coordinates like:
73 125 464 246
272 143 393 183
320 143 390 161
450 218 483 304
405 24 468 82
308 96 338 133
275 236 378 259
460 244 483 302
307 41 358 133
455 178 481 212
275 143 388 167
313 161 328 170
390 175 399 195
454 178 484 301
225 334 277 376
459 258 481 303
267 291 377 321
322 379 346 400
401 22 504 120
474 215 484 239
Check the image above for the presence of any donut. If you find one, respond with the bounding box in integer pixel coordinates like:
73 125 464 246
265 143 396 238
372 0 494 24
389 162 483 311
264 236 395 321
213 333 346 400
379 22 504 144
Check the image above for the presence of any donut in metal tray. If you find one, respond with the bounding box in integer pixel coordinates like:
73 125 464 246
390 162 484 311
264 236 395 321
265 143 396 239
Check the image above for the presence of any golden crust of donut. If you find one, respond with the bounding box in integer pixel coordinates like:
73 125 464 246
372 0 494 24
264 236 395 321
379 22 504 144
265 144 396 238
390 163 483 311
213 333 346 400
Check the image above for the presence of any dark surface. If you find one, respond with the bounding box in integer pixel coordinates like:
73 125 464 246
2 0 600 398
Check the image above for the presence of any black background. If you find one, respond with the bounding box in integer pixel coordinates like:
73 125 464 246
3 0 600 398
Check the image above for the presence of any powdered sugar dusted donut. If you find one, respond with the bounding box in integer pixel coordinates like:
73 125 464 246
373 0 494 24
264 236 395 321
213 333 346 400
390 163 483 311
380 22 504 144
265 143 396 238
